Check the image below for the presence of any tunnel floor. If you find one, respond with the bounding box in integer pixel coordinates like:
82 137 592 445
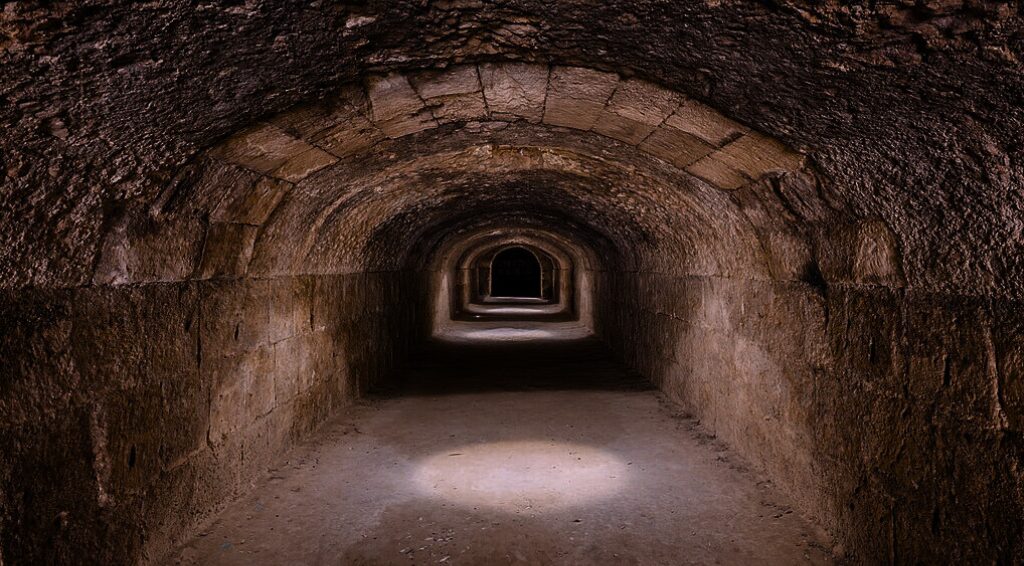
171 324 833 565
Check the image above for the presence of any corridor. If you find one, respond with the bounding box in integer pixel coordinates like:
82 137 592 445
172 324 831 565
4 3 1022 564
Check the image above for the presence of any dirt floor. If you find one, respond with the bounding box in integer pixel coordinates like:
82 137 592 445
170 323 833 565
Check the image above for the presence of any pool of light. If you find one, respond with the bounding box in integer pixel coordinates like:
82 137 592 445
413 440 629 512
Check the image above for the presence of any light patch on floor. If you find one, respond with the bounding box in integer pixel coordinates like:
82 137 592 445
413 440 628 511
169 336 833 565
434 320 592 342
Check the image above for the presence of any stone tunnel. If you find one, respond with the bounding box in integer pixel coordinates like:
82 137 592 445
1 2 1022 564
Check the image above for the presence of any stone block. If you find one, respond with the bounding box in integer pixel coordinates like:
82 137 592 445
312 113 383 157
853 219 906 287
828 289 904 385
639 126 715 167
366 73 436 137
543 66 618 130
210 123 314 174
428 92 489 123
265 281 301 343
92 208 205 285
270 87 374 139
292 382 333 437
366 74 422 121
240 403 295 478
312 275 346 331
993 305 1024 431
1 290 78 428
478 63 548 122
304 329 334 392
139 442 240 559
817 219 905 287
207 343 275 439
904 294 1001 425
65 284 204 495
309 86 385 156
411 65 481 99
665 100 747 146
765 231 814 281
209 380 245 442
200 280 272 356
0 407 123 564
245 346 277 421
189 158 264 213
815 221 860 284
271 146 338 182
271 104 341 139
196 223 258 279
686 154 749 189
714 132 805 178
292 277 315 334
273 336 303 404
603 78 682 126
211 177 291 226
592 112 655 145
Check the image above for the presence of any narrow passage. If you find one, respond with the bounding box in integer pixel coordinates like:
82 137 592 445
174 324 832 565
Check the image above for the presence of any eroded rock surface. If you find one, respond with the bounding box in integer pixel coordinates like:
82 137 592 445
1 2 1022 564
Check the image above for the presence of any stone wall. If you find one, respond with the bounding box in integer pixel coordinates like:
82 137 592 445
2 2 1022 563
594 271 1024 563
0 272 420 565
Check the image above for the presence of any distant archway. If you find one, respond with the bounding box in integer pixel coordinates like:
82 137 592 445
490 247 542 298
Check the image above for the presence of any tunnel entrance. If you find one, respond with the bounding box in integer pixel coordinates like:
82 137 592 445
444 236 578 326
490 247 542 298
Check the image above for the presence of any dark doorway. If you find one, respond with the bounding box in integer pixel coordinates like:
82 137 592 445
490 247 542 298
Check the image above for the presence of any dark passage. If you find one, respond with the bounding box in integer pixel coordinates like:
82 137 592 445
490 247 542 298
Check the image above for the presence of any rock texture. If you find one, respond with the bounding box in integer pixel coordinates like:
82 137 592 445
1 1 1022 564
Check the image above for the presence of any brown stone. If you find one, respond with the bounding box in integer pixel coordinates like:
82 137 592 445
640 126 715 167
2 4 1021 564
210 124 314 174
271 146 339 182
665 100 747 146
311 112 384 157
212 177 292 226
592 112 655 145
603 79 682 127
714 133 806 178
197 223 259 279
411 65 481 99
92 209 206 285
479 63 548 122
686 154 750 189
853 219 906 287
425 92 489 123
366 74 437 137
543 66 619 129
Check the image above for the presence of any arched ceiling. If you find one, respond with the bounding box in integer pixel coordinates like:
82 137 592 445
1 1 1021 297
449 229 588 274
93 67 809 286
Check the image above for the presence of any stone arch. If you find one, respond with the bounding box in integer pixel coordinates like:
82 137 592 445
487 246 545 298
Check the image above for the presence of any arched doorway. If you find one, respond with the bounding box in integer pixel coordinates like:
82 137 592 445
490 247 542 298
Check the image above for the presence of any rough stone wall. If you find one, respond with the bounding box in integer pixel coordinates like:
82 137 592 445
0 273 419 565
3 1 1021 295
593 255 1024 564
2 1 1022 564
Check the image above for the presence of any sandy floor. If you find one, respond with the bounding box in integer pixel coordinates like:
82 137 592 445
170 324 833 565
